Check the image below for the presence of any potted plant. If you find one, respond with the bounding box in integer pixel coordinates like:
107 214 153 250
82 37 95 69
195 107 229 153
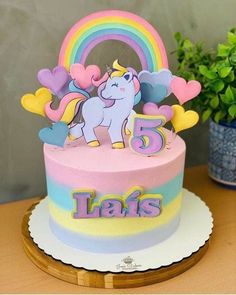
173 30 236 188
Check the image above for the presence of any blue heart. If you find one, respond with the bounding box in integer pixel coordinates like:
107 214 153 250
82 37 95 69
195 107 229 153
140 82 167 103
38 122 69 147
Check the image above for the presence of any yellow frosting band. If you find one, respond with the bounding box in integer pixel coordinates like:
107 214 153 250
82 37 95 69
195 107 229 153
48 190 182 237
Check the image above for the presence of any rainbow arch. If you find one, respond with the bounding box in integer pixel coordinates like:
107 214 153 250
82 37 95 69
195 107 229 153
58 10 168 72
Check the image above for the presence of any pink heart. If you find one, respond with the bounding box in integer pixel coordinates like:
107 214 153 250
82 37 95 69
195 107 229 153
143 102 173 121
37 66 69 95
70 64 101 89
171 77 201 105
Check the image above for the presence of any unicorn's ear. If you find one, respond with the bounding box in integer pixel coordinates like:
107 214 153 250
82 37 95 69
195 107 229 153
123 72 133 83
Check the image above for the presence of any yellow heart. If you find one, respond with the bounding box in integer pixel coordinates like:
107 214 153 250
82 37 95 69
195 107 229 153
171 104 199 133
21 87 52 117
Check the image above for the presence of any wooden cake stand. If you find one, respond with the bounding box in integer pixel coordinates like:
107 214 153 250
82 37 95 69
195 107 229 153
22 199 209 289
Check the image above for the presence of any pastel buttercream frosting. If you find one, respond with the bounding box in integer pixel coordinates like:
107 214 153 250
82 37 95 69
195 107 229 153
44 127 186 252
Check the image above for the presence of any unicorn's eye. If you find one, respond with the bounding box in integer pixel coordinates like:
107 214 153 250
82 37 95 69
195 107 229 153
111 83 118 87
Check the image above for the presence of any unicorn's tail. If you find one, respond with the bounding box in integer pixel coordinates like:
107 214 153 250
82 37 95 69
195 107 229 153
45 92 86 124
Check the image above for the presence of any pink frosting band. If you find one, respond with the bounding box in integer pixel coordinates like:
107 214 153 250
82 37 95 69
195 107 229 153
44 127 185 192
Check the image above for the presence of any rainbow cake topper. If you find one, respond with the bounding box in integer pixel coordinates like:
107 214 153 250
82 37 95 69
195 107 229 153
58 10 168 72
21 10 201 155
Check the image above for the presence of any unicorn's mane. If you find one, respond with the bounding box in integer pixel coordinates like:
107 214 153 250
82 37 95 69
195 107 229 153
111 60 128 78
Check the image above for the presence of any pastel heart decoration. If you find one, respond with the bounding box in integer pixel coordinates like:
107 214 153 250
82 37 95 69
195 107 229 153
143 102 173 121
171 104 199 133
140 82 167 103
138 69 173 96
171 77 201 105
38 122 69 147
37 66 69 95
70 63 101 89
57 83 71 100
21 87 52 117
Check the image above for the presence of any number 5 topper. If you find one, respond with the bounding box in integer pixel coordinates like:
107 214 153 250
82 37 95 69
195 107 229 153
129 114 167 156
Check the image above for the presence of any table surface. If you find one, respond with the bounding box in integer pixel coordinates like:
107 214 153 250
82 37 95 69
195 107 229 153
0 165 235 294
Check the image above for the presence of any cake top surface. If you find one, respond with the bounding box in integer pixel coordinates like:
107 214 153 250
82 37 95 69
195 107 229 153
44 127 185 173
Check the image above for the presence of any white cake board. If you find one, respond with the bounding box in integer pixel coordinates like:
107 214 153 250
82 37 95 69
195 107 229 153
28 189 213 273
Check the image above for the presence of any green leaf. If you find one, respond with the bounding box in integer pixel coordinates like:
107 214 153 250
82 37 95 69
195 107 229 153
231 86 236 97
210 96 219 109
220 94 228 104
218 66 232 78
220 94 234 105
214 110 226 123
174 32 182 43
225 86 234 101
199 65 208 76
217 44 231 57
183 39 193 49
185 51 194 60
215 60 230 69
231 45 236 54
229 53 236 65
224 70 234 82
220 87 235 104
210 80 225 93
202 108 212 122
228 105 236 117
227 32 236 45
205 70 218 80
199 66 218 79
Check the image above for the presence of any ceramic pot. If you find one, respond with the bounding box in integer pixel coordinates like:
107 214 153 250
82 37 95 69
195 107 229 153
208 119 236 188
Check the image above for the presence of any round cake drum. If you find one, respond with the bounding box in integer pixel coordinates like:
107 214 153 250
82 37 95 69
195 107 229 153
22 189 213 287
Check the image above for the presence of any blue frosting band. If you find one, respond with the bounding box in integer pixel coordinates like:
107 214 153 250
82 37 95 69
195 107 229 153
46 171 184 211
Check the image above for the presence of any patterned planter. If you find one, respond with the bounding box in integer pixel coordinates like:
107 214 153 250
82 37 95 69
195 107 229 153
208 119 236 188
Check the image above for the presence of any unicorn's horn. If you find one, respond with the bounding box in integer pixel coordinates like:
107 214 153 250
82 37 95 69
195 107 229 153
106 65 113 77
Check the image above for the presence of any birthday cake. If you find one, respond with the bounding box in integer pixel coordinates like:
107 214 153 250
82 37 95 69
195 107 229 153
21 10 201 253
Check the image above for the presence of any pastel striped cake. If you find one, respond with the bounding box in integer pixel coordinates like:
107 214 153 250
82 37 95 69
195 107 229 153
44 127 186 253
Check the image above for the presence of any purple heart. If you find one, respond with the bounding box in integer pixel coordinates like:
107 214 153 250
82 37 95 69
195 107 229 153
138 69 174 96
37 66 69 95
143 102 173 121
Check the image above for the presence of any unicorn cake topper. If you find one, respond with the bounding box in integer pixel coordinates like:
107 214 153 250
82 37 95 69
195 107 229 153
21 10 201 156
66 59 140 148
